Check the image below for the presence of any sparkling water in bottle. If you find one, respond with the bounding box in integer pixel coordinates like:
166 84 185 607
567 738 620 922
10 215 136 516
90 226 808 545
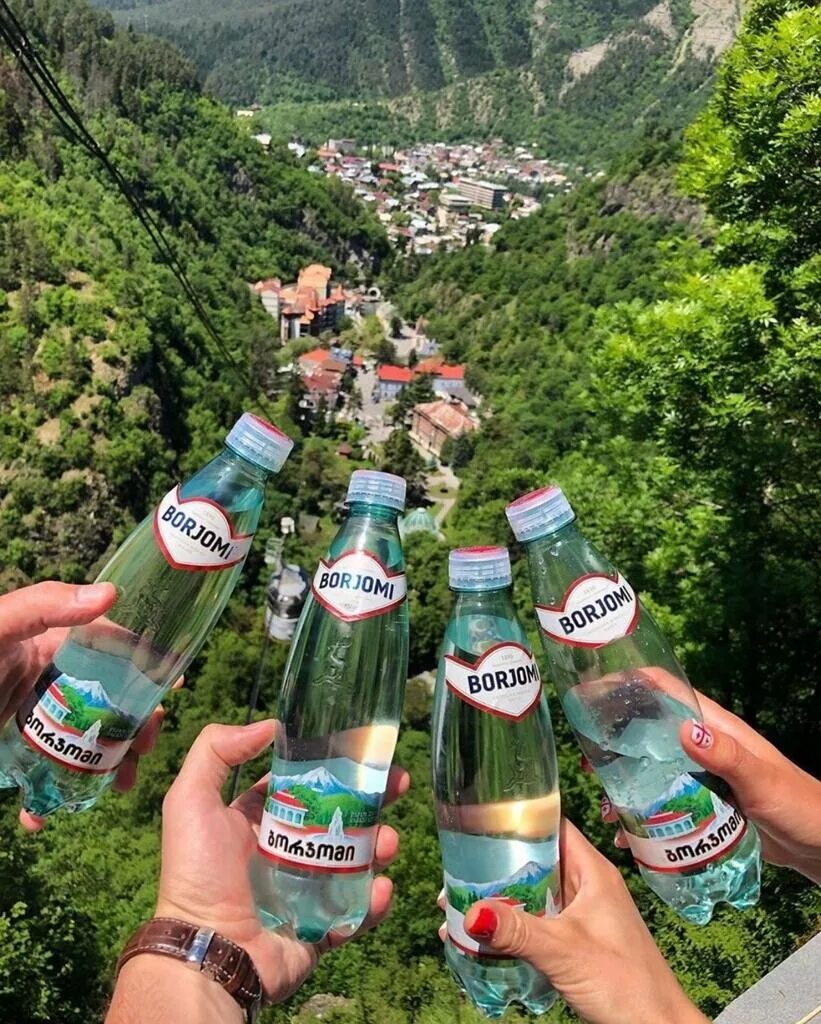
251 470 409 942
506 485 761 925
433 547 561 1018
0 413 293 818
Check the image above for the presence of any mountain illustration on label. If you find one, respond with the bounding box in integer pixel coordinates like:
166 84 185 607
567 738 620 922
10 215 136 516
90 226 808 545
48 676 140 741
311 550 407 622
618 772 747 872
153 485 254 572
444 642 541 721
258 765 382 873
18 673 140 774
267 766 381 829
536 572 638 648
444 860 558 957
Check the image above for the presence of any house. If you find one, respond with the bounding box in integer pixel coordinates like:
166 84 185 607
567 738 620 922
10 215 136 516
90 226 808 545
415 358 466 394
375 365 414 402
298 348 347 379
643 810 696 839
269 791 308 827
253 265 347 342
410 398 477 456
454 178 507 210
301 371 340 413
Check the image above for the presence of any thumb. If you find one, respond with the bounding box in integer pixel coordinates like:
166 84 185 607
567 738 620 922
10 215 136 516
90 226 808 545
174 720 276 802
0 582 117 645
680 718 776 819
464 900 557 968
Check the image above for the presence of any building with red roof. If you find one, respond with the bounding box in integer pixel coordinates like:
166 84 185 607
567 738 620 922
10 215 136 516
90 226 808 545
410 398 477 456
643 809 697 839
269 790 308 827
375 364 414 402
253 264 347 342
414 358 466 393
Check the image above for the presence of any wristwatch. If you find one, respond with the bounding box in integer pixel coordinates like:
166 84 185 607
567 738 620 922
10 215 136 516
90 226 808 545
116 917 264 1023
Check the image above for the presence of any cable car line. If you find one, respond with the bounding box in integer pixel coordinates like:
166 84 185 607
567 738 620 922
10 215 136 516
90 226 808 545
0 2 276 418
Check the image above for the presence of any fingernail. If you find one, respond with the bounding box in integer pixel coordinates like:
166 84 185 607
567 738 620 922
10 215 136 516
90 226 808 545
600 795 612 819
74 583 115 609
690 720 713 749
466 907 498 940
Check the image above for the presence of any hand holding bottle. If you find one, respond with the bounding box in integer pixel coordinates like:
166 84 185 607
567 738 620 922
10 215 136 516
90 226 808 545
147 721 406 1004
0 581 178 832
457 819 710 1024
599 678 821 885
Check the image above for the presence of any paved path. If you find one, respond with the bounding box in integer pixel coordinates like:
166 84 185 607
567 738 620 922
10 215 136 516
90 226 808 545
426 463 459 529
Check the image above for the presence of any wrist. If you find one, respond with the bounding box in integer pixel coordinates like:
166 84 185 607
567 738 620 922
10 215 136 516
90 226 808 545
109 954 243 1024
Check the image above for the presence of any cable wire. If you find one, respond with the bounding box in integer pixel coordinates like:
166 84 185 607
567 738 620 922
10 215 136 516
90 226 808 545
0 2 276 416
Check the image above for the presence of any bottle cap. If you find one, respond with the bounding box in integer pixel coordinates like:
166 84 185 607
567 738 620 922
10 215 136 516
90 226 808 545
225 413 294 474
346 470 406 511
505 484 575 542
449 546 511 591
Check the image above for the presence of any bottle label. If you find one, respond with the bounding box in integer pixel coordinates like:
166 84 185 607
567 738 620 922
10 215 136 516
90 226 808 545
444 856 560 958
536 572 638 648
444 642 542 721
17 672 139 774
257 762 382 874
311 550 407 623
618 773 748 872
153 485 253 572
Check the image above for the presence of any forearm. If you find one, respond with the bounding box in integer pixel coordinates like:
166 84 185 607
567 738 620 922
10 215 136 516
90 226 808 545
106 955 244 1024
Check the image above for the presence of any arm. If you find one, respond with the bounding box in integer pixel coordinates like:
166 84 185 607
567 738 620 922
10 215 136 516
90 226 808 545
107 957 241 1024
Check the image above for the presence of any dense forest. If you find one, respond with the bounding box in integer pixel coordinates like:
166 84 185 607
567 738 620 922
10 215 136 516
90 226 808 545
92 0 741 165
0 0 819 1022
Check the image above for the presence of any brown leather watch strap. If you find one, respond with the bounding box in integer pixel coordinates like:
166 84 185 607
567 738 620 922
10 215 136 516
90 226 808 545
116 918 263 1022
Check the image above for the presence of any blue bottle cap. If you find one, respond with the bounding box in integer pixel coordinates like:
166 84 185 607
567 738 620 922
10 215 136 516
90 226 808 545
346 470 406 511
225 413 294 474
449 546 511 591
505 484 575 542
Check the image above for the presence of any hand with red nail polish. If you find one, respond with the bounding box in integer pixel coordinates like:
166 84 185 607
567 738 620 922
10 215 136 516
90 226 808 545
678 692 821 885
0 581 185 833
460 820 710 1024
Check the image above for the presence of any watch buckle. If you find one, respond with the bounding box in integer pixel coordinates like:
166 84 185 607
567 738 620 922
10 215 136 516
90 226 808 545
183 926 215 971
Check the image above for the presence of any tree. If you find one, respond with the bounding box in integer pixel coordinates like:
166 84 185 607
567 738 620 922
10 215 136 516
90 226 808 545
391 373 435 426
390 314 403 338
381 429 427 507
440 432 474 468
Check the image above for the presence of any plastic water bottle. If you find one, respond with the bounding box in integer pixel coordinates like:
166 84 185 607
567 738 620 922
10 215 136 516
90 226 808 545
506 485 761 925
0 413 293 818
433 547 561 1018
251 470 409 942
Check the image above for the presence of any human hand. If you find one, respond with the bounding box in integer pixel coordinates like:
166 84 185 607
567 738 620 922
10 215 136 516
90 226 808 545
0 581 181 833
588 673 821 885
452 820 709 1024
155 720 409 1004
676 692 821 884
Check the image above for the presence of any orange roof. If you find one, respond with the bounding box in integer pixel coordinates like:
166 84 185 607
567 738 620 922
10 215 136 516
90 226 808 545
298 264 333 293
414 356 444 374
299 348 330 364
433 364 465 381
304 371 340 393
378 365 414 383
253 277 281 293
413 399 476 436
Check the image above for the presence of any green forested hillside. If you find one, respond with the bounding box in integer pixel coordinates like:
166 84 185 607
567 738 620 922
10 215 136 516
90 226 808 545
0 1 818 1023
92 0 742 164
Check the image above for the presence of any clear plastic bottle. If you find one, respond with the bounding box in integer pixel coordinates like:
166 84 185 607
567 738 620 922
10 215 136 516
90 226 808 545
0 413 293 818
251 470 409 943
506 485 761 925
433 547 561 1018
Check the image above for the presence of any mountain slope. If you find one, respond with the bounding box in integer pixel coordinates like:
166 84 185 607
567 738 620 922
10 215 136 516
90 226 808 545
92 0 742 163
0 0 387 587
